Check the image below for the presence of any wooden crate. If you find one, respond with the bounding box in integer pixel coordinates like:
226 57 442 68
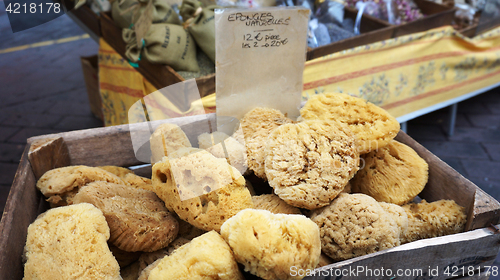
1 114 500 280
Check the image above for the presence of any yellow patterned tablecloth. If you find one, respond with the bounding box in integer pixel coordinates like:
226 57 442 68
99 25 500 126
98 39 216 126
302 25 500 118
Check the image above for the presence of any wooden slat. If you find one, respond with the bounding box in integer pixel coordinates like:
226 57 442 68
26 114 217 167
28 137 71 180
0 145 40 280
307 227 500 280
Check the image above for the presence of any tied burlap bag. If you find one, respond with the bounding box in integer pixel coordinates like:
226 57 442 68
112 0 181 29
180 0 219 63
123 24 200 72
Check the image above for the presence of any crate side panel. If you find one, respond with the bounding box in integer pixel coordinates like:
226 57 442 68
0 146 40 280
309 228 500 280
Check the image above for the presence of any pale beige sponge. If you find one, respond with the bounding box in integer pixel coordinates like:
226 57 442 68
73 181 179 252
23 203 121 280
150 123 192 163
300 92 400 154
36 165 126 206
122 173 154 192
252 194 302 215
351 140 429 205
98 166 153 191
147 231 245 280
220 209 321 280
379 202 409 236
265 120 359 210
240 107 294 179
98 165 134 178
152 147 253 232
401 199 466 244
198 131 248 175
310 193 401 261
137 237 191 274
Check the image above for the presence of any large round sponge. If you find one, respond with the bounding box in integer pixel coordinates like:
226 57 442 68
351 140 428 205
310 193 401 261
265 120 359 210
23 203 121 280
147 231 245 280
220 209 321 280
152 147 253 232
300 93 400 154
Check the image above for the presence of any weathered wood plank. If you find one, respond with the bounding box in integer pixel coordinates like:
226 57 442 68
395 131 479 229
307 227 500 280
28 137 70 180
0 145 40 280
468 188 500 231
26 114 217 167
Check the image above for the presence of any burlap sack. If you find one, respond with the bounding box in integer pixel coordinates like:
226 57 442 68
180 0 219 63
123 24 200 72
112 0 181 29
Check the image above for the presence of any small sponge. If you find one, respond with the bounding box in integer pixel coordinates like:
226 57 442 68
241 107 294 179
73 181 179 252
351 140 428 205
252 194 302 215
152 148 253 232
36 165 126 206
23 203 121 280
311 193 401 261
150 123 192 163
147 231 245 280
198 131 248 175
265 120 359 209
221 209 321 280
300 93 400 154
401 199 466 244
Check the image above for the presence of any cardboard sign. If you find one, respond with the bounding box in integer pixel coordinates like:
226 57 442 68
215 7 310 121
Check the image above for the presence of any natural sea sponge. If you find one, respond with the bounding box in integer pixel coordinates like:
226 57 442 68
152 147 253 232
220 209 321 280
73 181 179 252
150 123 192 163
310 193 401 261
98 166 153 191
23 203 121 280
147 231 245 280
241 107 294 179
123 173 154 192
265 120 359 210
252 194 302 215
300 93 400 154
137 237 191 273
379 202 409 235
401 199 466 244
351 140 428 205
36 166 126 206
98 165 134 178
198 131 248 175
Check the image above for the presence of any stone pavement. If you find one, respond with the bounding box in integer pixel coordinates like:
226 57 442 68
0 5 500 276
